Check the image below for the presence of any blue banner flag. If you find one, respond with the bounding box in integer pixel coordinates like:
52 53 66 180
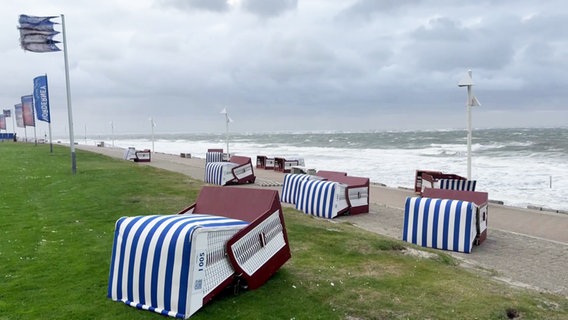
33 75 51 123
19 15 58 26
3 109 10 117
18 15 61 52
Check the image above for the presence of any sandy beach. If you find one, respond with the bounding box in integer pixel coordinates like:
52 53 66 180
77 145 568 297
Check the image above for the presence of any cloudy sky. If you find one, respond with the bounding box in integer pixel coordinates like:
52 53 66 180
1 0 567 137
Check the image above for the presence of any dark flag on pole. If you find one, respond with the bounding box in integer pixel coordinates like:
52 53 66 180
33 75 51 123
21 95 35 127
3 109 10 117
15 104 24 128
18 15 61 53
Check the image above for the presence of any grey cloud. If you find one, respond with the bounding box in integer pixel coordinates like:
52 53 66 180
241 0 298 17
158 0 230 12
338 0 422 20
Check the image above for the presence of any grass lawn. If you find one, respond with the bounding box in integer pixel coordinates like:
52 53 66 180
0 142 566 319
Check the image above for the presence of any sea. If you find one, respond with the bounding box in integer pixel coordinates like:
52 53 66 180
75 127 568 212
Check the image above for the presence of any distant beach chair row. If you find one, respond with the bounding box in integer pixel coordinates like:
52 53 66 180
281 170 370 219
256 155 305 173
107 186 292 319
404 169 487 254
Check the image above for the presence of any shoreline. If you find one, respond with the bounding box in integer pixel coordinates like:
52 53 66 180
77 145 568 242
157 148 568 214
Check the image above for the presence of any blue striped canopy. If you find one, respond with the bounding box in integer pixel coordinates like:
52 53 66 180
403 197 476 253
107 214 248 318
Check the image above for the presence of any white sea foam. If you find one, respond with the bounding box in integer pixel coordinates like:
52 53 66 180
74 130 568 212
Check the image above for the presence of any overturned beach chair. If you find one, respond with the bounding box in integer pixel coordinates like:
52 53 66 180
316 171 370 215
402 193 487 253
134 149 151 162
123 147 151 162
332 175 370 215
280 173 324 204
295 179 349 219
107 186 291 318
123 147 137 160
204 156 256 186
422 188 489 245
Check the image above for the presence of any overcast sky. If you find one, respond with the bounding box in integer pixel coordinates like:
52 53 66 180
1 0 567 137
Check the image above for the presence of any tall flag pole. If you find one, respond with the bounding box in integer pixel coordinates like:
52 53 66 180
33 74 53 152
61 14 76 174
458 69 481 180
18 14 75 174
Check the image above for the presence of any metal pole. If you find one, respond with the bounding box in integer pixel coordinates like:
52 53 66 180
45 73 53 153
467 78 472 180
225 114 229 156
11 113 16 138
110 121 114 147
33 123 37 146
150 118 154 153
61 14 76 174
48 122 53 153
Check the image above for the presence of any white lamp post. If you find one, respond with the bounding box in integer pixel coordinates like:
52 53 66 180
110 120 114 147
149 117 156 153
458 69 481 180
220 108 233 156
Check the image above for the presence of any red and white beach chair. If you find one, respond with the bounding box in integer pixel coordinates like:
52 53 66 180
107 186 291 318
204 156 256 186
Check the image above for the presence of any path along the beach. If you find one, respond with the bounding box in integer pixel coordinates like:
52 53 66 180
77 145 568 297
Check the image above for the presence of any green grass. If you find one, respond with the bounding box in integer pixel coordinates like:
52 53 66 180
1 142 567 319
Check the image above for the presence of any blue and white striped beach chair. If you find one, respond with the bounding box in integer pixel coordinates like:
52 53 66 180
437 179 477 192
107 214 249 319
403 196 477 253
205 162 236 185
205 152 224 163
204 157 255 186
281 174 324 204
295 179 348 219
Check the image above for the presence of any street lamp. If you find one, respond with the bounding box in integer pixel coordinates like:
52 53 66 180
149 117 156 153
458 69 481 180
220 108 233 156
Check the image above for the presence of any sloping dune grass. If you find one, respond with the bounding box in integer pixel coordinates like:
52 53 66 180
0 143 566 320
